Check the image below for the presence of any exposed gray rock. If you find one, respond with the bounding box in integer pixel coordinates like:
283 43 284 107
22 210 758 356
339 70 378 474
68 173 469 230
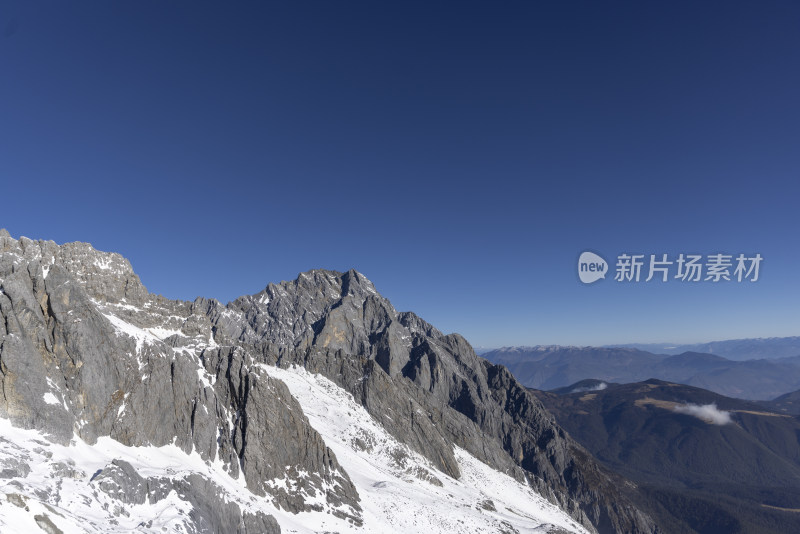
204 346 361 521
0 455 31 479
89 459 280 534
223 267 658 533
34 513 64 534
174 474 281 534
0 233 363 530
6 492 28 509
92 459 148 505
0 230 659 533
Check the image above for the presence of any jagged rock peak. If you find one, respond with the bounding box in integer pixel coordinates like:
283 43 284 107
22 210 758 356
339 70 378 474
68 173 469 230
0 231 147 304
260 268 381 302
0 232 364 531
0 233 660 534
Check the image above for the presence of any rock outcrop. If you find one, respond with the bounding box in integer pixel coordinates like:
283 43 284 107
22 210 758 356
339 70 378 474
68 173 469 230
0 231 658 533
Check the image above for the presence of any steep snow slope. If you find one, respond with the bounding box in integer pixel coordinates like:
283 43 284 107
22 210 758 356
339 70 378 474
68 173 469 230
0 364 588 533
262 364 590 534
0 417 278 533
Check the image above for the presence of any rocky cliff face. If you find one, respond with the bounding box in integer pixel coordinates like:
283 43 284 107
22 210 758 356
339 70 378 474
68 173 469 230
0 230 658 534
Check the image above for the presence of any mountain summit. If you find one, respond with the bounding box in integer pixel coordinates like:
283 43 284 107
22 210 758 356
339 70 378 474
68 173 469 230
0 233 656 533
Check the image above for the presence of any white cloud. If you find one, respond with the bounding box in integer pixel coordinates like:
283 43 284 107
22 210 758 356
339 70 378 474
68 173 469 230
571 382 608 393
673 402 732 425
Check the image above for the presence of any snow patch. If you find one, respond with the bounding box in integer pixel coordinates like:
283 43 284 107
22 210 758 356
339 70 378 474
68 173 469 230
0 417 261 533
146 326 184 340
103 313 160 356
197 368 215 389
94 257 113 270
261 364 589 534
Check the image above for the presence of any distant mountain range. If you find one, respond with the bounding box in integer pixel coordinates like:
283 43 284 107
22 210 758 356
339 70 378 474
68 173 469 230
478 337 800 360
482 346 800 400
607 337 800 360
533 379 800 534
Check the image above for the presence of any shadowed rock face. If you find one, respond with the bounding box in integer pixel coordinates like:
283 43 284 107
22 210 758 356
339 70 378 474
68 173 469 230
0 233 359 532
0 231 658 534
91 459 280 533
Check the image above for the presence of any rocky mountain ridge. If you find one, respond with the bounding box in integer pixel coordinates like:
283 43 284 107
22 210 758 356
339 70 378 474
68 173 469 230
0 231 657 533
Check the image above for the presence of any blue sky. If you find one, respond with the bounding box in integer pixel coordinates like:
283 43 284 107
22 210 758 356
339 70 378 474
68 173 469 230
1 1 798 347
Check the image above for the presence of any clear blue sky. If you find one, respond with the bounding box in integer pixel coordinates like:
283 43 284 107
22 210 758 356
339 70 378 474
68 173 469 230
2 1 798 347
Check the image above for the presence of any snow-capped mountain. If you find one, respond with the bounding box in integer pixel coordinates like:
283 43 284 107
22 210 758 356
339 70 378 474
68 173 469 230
0 230 656 533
